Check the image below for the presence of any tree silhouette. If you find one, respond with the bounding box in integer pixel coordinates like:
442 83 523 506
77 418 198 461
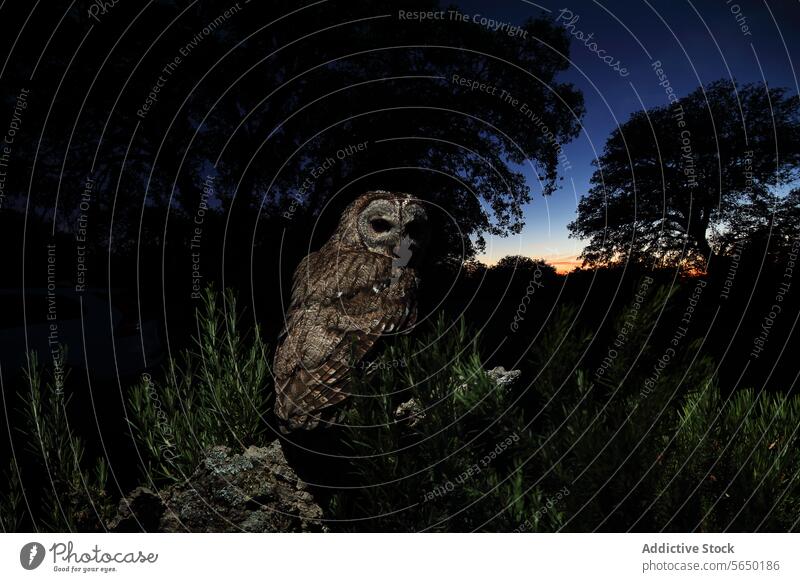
716 186 800 263
2 0 584 268
569 80 800 269
491 254 557 278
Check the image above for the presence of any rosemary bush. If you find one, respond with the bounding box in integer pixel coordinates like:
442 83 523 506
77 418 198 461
330 283 800 532
2 283 797 533
128 287 272 484
329 315 565 532
0 351 112 532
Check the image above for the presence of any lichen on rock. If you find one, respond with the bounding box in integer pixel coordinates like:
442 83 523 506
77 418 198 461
109 440 326 532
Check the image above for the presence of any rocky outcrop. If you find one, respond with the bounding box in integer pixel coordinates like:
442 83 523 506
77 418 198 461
486 366 522 388
394 397 426 426
454 365 522 395
109 441 326 532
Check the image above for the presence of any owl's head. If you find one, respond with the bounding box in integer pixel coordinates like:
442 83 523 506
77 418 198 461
336 191 430 259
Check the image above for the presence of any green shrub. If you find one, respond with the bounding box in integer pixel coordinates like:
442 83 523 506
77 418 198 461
330 283 800 532
3 283 797 533
655 385 800 531
0 461 24 532
128 287 272 484
329 315 566 532
5 351 112 531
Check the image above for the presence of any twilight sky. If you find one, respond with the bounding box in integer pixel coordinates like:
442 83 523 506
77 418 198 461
455 0 800 271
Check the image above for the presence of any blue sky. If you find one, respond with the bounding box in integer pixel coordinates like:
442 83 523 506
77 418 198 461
455 0 800 270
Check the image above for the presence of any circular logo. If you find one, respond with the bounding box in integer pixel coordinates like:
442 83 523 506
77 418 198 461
19 542 46 570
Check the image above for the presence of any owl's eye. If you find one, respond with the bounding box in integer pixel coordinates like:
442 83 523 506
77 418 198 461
370 218 393 233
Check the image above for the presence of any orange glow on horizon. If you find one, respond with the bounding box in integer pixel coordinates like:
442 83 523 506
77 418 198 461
479 253 582 274
550 258 582 274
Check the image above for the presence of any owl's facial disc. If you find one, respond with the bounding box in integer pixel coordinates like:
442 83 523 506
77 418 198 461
357 197 429 260
357 199 402 255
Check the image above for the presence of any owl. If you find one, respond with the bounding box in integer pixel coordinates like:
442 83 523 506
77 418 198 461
273 191 430 432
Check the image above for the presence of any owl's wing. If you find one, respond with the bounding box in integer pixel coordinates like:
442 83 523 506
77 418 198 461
274 251 415 430
277 251 319 339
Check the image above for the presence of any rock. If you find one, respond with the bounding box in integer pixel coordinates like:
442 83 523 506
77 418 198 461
486 366 522 388
107 487 164 532
109 441 326 532
455 366 522 395
394 398 425 426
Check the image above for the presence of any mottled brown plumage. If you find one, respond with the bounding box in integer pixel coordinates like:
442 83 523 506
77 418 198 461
274 191 429 431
